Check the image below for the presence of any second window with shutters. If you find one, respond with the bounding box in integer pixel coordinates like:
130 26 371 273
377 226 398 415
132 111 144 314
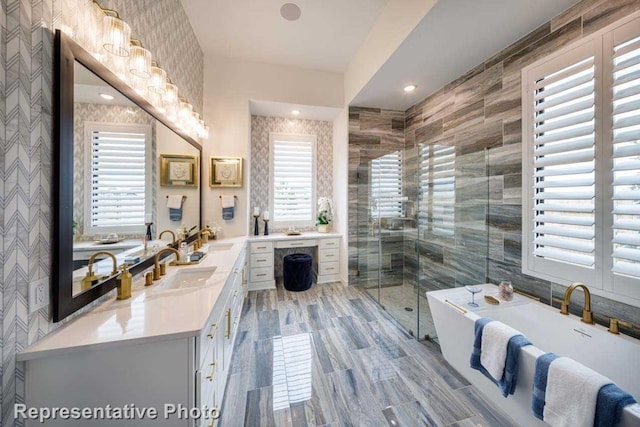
522 14 640 303
269 133 317 228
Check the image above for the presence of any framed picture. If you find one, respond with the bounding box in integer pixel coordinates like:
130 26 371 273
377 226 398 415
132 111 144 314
210 157 243 188
160 154 198 187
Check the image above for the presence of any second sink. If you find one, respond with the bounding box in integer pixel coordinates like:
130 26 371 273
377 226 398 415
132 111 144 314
155 266 217 291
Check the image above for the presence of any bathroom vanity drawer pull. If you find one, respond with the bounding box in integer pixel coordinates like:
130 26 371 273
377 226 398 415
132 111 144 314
326 254 334 258
257 259 267 262
206 326 218 339
257 273 266 277
206 361 216 381
225 308 231 339
326 267 334 271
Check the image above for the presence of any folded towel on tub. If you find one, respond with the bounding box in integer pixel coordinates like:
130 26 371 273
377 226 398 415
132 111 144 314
470 318 532 397
595 383 636 427
532 352 559 419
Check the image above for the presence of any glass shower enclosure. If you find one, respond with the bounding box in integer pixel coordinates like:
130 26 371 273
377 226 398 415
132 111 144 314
355 145 489 341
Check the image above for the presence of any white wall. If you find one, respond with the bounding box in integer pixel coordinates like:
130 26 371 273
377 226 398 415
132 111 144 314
332 108 349 284
202 55 343 237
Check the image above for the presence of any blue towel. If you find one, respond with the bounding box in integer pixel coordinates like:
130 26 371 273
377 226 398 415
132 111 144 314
595 383 637 427
470 318 532 398
222 206 234 220
532 352 559 420
169 207 182 221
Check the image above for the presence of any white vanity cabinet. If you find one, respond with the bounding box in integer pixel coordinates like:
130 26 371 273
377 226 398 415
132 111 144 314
21 245 246 427
247 233 342 290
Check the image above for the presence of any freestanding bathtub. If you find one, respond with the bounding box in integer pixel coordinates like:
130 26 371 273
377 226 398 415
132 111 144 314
427 284 640 427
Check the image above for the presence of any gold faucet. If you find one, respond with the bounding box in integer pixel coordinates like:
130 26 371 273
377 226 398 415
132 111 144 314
608 318 633 335
153 247 180 280
158 229 176 245
560 282 594 324
81 251 118 290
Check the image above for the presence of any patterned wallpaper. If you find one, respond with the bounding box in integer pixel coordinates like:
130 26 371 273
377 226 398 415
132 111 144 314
73 102 157 239
0 1 203 425
250 116 334 234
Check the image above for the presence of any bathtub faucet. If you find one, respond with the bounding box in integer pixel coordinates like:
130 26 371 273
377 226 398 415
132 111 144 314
560 282 594 324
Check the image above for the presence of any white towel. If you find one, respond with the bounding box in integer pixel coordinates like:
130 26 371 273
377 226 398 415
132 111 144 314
480 321 521 381
167 195 183 209
544 357 611 427
221 195 235 208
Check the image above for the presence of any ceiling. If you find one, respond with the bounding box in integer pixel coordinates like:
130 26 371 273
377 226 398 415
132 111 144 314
181 0 387 72
249 99 342 122
351 0 581 110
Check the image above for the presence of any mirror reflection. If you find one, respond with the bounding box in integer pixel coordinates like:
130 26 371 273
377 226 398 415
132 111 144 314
71 62 200 296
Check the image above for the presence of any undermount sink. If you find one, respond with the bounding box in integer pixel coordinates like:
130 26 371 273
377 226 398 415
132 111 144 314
155 266 217 291
208 243 233 252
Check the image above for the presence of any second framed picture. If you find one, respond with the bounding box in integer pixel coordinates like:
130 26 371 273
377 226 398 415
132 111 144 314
160 154 199 187
210 157 243 188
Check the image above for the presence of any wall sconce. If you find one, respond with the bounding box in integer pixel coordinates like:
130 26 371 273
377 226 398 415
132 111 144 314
94 1 130 57
149 61 167 94
129 39 152 79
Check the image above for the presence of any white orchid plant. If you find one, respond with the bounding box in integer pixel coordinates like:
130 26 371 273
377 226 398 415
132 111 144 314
317 197 334 225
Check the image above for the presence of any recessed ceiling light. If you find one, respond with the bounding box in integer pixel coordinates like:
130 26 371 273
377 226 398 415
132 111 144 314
280 3 302 21
403 85 417 93
291 110 300 116
99 93 114 100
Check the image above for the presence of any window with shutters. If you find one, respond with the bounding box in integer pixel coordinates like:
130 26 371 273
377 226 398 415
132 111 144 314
269 133 317 227
84 122 152 235
371 151 403 219
522 15 640 304
419 143 455 237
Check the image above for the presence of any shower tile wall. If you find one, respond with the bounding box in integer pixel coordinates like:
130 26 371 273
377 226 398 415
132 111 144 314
401 0 640 338
348 108 405 289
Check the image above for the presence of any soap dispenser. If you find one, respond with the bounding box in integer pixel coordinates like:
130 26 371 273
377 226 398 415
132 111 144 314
116 263 133 300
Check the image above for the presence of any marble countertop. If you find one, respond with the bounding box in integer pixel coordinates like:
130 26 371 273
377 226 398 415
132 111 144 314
18 237 247 362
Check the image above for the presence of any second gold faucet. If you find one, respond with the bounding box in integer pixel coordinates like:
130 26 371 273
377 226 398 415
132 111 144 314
560 282 594 324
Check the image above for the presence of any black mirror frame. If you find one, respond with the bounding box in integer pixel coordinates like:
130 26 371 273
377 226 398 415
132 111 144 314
52 30 203 322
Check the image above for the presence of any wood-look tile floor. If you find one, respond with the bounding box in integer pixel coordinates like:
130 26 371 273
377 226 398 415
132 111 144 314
219 282 517 427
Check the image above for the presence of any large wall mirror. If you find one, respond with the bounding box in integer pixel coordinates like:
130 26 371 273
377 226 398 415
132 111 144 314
53 30 202 321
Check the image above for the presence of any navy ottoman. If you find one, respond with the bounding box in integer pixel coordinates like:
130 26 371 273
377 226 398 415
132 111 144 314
283 253 313 292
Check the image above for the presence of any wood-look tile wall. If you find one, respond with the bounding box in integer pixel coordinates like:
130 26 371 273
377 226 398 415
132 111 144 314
348 0 640 338
348 108 405 289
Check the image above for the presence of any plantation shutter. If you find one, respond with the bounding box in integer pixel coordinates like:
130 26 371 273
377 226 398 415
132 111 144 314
419 143 455 236
271 135 315 222
371 151 403 218
531 52 597 270
90 128 147 228
611 31 640 281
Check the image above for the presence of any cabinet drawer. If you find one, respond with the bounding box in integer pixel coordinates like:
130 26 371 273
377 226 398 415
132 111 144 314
319 238 339 249
319 248 339 263
319 261 339 276
275 239 316 249
250 266 273 282
250 242 273 254
250 252 274 268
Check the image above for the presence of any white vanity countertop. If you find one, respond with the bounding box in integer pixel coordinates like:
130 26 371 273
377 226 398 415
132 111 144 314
18 237 247 362
246 231 341 242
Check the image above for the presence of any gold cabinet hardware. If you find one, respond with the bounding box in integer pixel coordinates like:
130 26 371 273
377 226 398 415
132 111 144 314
609 318 633 335
207 323 218 339
225 308 231 339
206 361 216 381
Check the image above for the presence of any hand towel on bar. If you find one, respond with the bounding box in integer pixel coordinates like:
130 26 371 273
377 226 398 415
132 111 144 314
470 318 532 397
594 383 637 427
167 195 184 221
167 195 184 209
221 195 235 220
544 357 612 427
532 352 559 420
